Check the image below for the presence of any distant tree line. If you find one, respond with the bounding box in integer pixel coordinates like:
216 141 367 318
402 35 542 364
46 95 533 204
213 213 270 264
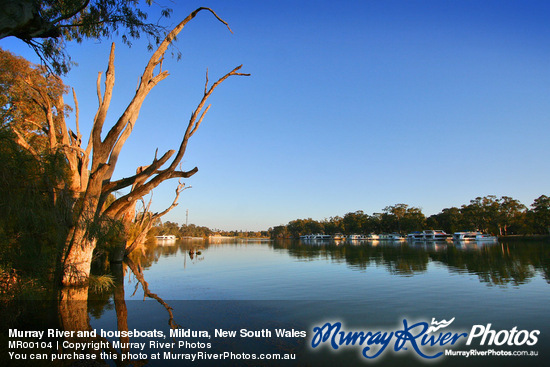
151 222 270 239
218 230 271 238
152 222 212 238
269 195 550 239
147 194 550 240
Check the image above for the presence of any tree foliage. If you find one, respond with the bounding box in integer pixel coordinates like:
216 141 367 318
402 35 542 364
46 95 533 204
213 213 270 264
0 0 173 74
2 7 248 286
272 195 549 238
0 47 69 154
0 128 71 281
530 195 550 234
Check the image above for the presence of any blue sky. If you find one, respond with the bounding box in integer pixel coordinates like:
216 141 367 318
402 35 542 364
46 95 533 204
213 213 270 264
2 0 549 231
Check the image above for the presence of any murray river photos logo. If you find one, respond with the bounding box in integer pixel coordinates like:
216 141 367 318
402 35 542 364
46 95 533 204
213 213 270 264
310 318 540 360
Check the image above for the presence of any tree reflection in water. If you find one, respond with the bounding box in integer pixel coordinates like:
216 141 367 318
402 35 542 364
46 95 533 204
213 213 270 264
4 238 548 365
56 252 182 366
58 282 147 366
275 239 550 286
124 257 179 329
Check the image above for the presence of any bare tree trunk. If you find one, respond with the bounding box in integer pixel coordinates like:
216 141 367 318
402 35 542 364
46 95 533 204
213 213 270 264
62 233 97 286
62 169 105 285
57 7 248 286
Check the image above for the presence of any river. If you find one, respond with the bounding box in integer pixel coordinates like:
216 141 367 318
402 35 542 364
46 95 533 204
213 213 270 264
4 238 549 366
84 238 550 366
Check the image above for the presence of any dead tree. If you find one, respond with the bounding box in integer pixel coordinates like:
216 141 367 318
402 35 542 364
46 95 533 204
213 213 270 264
58 7 249 286
116 180 190 260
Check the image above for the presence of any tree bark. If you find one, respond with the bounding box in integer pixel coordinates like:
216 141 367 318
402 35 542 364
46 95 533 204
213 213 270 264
61 234 97 286
56 7 248 286
61 162 107 285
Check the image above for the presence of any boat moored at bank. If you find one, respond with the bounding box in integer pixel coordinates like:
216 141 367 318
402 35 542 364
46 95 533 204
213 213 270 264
332 233 346 241
379 233 406 241
453 232 498 243
155 235 177 240
407 230 451 242
407 232 424 241
347 234 367 241
300 234 332 241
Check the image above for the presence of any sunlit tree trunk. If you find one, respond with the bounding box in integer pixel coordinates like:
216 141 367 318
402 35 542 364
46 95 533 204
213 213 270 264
8 7 248 286
61 171 104 285
57 8 248 286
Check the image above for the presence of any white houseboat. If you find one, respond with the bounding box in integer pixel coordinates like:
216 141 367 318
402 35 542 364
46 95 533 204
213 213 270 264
407 230 451 242
300 234 332 240
155 235 177 240
379 233 406 241
407 232 424 241
453 232 498 243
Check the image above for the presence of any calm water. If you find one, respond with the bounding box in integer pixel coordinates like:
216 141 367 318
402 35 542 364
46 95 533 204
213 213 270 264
5 239 549 366
85 238 550 366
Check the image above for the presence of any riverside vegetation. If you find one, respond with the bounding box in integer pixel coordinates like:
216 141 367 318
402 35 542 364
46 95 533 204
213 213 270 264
151 195 550 240
1 2 549 296
1 4 249 296
1 45 548 296
270 196 550 239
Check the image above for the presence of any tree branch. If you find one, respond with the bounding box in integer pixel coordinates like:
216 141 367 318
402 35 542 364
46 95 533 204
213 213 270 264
50 1 92 25
101 150 175 195
100 7 232 174
56 95 71 148
72 88 81 143
91 43 116 169
154 181 190 219
11 126 39 159
85 7 248 222
103 167 198 219
167 65 250 172
96 7 240 186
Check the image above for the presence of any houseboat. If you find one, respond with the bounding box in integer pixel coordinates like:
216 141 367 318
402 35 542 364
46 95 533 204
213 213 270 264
379 233 406 241
453 232 498 243
333 233 346 241
300 234 332 240
155 235 177 240
407 230 451 242
407 232 424 241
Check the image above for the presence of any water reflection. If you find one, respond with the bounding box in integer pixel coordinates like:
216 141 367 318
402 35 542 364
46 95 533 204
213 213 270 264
115 238 550 287
124 257 179 328
3 238 548 366
49 258 179 366
273 239 550 286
